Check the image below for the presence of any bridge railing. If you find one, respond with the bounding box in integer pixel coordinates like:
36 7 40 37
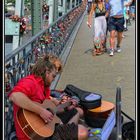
5 3 85 139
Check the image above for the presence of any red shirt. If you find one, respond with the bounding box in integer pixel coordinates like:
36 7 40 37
8 75 51 140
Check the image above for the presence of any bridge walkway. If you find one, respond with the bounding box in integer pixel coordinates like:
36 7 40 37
56 13 135 120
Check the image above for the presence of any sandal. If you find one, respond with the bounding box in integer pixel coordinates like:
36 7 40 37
92 50 97 56
92 49 102 56
100 44 106 53
96 51 102 55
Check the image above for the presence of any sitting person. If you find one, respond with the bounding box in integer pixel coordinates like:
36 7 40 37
40 53 84 118
8 53 88 140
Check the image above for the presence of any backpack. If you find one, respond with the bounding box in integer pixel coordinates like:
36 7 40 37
121 111 135 140
64 84 102 109
85 115 106 128
122 121 135 140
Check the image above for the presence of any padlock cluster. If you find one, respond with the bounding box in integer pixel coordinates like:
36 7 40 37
42 3 49 13
20 17 27 35
5 3 86 93
32 3 86 61
9 15 21 22
42 2 49 28
9 15 27 35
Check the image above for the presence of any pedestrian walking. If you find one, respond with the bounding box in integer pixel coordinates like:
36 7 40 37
104 0 111 51
87 0 108 56
124 0 132 27
123 3 128 31
130 0 135 20
107 0 125 56
86 0 95 14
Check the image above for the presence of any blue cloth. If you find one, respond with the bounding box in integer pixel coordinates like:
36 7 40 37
130 6 135 14
109 0 124 17
105 2 110 11
85 93 101 101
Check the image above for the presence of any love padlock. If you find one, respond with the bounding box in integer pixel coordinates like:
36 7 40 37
5 82 12 92
13 68 18 75
19 58 24 64
44 35 52 44
5 63 11 69
5 71 13 92
45 15 49 20
28 63 35 72
42 4 49 13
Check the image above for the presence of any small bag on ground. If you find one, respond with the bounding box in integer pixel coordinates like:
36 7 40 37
122 121 135 140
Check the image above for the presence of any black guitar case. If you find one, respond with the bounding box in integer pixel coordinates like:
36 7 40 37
64 84 102 109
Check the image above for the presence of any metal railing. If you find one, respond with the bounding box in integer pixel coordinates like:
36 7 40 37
5 3 86 139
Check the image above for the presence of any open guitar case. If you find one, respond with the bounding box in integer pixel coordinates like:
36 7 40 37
51 84 102 110
51 84 108 129
51 86 135 140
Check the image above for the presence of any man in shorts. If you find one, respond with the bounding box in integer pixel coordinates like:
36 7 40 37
108 0 125 56
8 54 88 140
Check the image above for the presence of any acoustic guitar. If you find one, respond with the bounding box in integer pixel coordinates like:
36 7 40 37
85 100 115 119
17 99 72 140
